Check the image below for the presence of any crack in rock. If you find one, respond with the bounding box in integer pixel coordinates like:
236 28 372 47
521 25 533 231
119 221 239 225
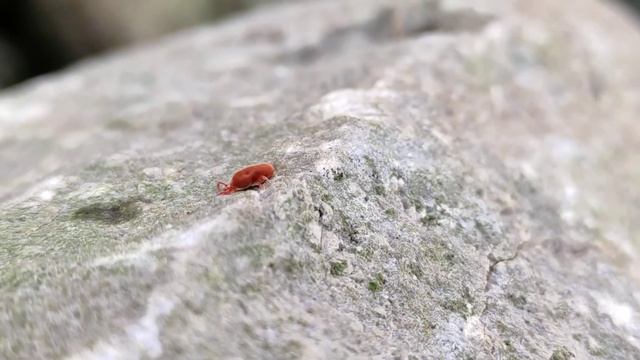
478 241 530 342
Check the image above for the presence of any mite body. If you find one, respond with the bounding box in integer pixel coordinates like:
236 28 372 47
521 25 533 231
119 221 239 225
217 163 275 195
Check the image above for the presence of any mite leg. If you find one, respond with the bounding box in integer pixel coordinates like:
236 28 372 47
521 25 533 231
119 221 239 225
216 181 229 193
257 176 271 189
218 187 236 195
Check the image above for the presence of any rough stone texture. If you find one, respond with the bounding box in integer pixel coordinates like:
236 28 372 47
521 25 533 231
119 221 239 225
1 0 640 359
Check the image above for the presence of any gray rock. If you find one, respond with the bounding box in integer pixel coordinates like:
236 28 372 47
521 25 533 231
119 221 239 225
1 0 640 359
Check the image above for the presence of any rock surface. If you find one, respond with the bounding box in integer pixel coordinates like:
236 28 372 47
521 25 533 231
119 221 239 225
1 0 640 359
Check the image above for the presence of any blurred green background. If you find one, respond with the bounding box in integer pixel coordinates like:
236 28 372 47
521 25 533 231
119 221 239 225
0 0 637 89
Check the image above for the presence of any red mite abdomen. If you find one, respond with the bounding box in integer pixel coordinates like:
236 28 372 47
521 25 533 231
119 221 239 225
230 163 275 190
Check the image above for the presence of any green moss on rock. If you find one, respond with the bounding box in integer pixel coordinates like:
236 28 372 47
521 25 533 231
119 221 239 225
550 346 575 360
233 244 275 268
367 273 385 292
330 260 348 276
408 262 423 279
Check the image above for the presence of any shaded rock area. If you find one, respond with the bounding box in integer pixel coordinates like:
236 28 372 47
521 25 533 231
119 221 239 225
1 0 640 359
26 0 275 60
0 38 21 87
0 0 286 87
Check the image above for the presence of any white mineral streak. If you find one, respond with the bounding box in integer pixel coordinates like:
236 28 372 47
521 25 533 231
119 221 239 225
3 175 66 206
594 293 635 329
310 88 397 121
0 99 50 126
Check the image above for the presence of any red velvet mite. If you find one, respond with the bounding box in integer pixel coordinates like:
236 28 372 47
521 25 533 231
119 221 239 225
217 163 275 195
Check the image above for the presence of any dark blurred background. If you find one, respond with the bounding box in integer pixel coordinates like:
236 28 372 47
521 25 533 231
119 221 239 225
0 0 638 90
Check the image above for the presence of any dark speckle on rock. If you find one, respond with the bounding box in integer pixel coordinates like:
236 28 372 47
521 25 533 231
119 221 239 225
72 199 142 224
